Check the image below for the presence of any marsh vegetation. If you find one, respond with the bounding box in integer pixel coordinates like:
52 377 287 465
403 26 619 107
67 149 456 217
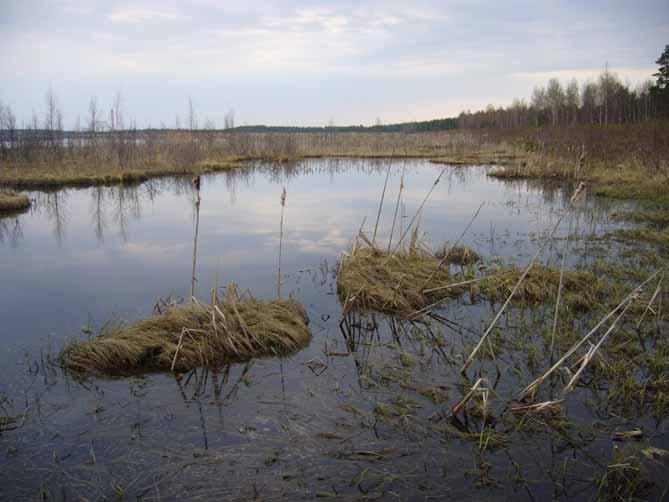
0 159 667 500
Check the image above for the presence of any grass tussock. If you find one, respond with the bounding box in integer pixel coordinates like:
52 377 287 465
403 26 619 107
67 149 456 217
337 241 455 317
0 190 30 212
612 228 669 248
435 244 480 266
613 207 669 227
338 237 614 317
61 285 311 376
479 264 609 311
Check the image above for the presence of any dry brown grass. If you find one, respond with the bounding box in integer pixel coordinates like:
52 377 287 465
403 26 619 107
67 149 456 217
337 239 456 317
479 264 610 311
0 190 30 212
435 244 480 266
486 123 669 201
61 284 311 376
338 236 612 318
0 159 240 189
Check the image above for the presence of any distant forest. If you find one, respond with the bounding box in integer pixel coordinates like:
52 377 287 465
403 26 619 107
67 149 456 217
1 45 668 140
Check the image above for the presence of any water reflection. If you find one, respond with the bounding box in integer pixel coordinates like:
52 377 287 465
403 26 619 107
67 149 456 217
1 159 660 500
0 159 630 251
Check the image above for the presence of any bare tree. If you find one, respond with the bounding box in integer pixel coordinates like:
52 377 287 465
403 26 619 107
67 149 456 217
224 107 235 129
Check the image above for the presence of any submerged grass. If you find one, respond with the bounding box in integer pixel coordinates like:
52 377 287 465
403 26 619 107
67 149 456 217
61 284 311 376
0 190 30 212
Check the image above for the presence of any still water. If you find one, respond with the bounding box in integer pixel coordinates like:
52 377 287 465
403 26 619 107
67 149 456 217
0 159 661 500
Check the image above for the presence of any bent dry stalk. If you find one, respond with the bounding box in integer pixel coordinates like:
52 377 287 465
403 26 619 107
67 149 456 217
277 187 287 299
518 268 661 401
391 167 447 253
372 163 392 247
190 176 202 303
461 182 586 374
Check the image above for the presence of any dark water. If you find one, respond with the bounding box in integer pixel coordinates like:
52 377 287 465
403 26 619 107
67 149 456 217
0 159 664 500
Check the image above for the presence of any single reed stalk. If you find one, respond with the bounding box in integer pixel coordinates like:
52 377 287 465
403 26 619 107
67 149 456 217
387 165 405 252
391 167 447 253
351 217 366 256
409 270 516 319
509 399 563 414
277 187 287 299
372 163 392 248
190 176 202 303
637 272 664 328
550 215 574 359
461 183 586 374
420 201 485 291
451 378 486 416
518 269 660 400
564 300 634 393
171 327 188 371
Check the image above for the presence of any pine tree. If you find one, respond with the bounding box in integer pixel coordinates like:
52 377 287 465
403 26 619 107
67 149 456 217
652 45 669 91
650 45 669 115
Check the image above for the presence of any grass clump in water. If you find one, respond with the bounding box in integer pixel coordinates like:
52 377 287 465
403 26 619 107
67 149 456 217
479 264 610 311
337 239 456 317
612 228 669 248
61 284 311 376
435 244 480 266
0 190 30 212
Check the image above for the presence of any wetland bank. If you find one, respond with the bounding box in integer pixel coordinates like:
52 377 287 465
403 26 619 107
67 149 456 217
0 157 667 500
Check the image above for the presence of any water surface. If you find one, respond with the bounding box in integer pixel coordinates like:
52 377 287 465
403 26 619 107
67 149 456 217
0 159 663 500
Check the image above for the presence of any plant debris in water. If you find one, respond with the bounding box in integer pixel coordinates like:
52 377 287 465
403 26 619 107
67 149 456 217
61 284 311 376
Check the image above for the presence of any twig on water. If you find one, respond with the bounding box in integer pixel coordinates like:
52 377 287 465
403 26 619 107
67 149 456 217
509 399 563 414
277 187 286 299
451 378 487 416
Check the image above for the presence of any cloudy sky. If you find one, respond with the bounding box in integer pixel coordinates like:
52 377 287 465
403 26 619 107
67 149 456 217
1 0 667 127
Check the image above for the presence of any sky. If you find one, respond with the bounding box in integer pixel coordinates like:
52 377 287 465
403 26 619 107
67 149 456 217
1 0 668 128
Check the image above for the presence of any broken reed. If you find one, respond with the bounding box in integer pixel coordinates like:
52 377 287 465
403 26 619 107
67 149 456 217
61 283 311 376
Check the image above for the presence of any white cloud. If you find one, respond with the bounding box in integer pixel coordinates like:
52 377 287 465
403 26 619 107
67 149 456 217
109 8 180 24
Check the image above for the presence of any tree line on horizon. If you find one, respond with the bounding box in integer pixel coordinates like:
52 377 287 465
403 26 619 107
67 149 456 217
1 46 668 143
